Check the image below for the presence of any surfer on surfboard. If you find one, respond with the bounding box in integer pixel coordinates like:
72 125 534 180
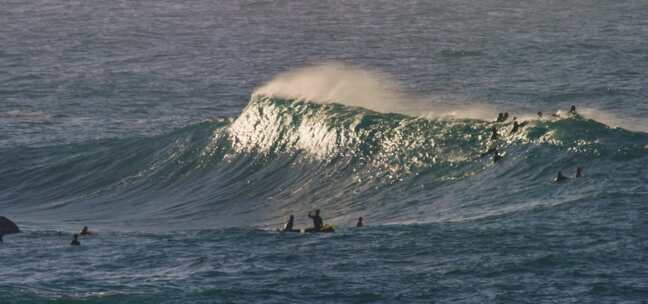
281 215 299 232
306 210 324 233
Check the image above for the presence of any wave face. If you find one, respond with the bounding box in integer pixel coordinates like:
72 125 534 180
1 96 647 230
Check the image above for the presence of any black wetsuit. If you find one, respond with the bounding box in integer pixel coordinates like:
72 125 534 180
71 240 80 246
493 153 503 163
481 147 497 158
555 172 569 183
490 127 498 140
283 218 298 232
308 214 323 232
510 121 519 134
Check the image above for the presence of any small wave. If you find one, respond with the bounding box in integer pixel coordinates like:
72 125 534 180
0 110 50 121
439 49 484 57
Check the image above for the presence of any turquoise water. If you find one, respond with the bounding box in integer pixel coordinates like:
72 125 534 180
1 0 648 303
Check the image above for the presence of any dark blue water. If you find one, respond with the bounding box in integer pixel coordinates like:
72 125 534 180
1 1 647 303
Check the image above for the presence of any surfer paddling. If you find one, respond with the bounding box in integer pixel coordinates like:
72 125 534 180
80 226 95 236
554 171 569 183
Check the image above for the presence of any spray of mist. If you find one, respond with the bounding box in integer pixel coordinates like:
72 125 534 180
252 62 497 120
252 63 647 132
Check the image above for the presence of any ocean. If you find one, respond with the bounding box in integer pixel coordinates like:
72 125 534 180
1 0 647 303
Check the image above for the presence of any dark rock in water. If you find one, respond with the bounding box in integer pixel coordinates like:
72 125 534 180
0 216 20 235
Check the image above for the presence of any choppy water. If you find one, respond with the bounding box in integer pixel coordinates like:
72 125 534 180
2 0 648 303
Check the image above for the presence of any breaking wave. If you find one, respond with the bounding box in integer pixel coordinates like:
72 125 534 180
1 94 647 231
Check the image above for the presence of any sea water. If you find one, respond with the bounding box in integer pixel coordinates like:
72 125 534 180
1 1 647 303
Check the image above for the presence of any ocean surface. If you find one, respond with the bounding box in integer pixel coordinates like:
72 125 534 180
1 0 648 303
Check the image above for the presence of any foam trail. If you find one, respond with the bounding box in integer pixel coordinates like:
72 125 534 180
253 63 406 113
253 63 498 120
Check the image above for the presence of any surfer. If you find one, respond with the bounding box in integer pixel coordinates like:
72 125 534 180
490 126 498 140
510 118 519 134
356 217 364 227
70 234 80 246
554 171 569 183
495 112 510 122
306 210 323 232
493 151 503 163
537 111 543 119
481 146 498 158
282 215 298 232
80 226 94 235
576 167 583 177
569 105 577 114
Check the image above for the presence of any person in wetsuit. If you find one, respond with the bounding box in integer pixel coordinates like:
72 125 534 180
510 118 520 134
490 126 498 140
493 151 503 163
356 217 364 227
481 145 498 158
569 105 577 114
80 226 94 235
70 234 80 246
282 215 298 232
576 167 583 177
555 171 569 183
307 210 323 232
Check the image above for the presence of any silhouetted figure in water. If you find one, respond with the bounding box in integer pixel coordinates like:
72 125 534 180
537 112 543 119
282 215 298 232
493 151 503 163
576 167 583 177
306 210 323 232
80 226 94 235
555 171 569 183
70 234 80 246
490 126 498 140
569 105 577 114
510 118 520 134
481 146 497 158
496 112 510 122
356 217 364 227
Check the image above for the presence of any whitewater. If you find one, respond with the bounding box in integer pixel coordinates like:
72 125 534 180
1 0 648 303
